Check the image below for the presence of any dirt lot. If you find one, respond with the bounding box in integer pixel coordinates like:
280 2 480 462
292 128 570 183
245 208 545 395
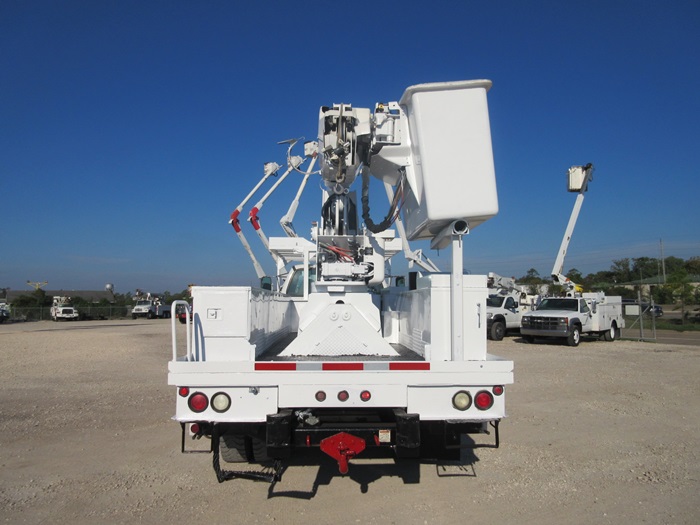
1 320 698 524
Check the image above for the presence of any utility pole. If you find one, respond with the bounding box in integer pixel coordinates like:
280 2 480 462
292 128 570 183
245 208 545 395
660 238 666 284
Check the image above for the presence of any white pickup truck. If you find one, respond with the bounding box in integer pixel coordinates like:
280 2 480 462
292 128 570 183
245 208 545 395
486 293 524 340
520 293 624 346
132 298 171 319
51 297 79 321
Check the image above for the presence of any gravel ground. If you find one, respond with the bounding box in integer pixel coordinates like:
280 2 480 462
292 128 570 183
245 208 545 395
1 320 698 524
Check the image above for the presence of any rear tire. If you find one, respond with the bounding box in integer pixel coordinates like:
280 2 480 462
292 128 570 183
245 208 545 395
490 321 506 341
250 436 270 463
220 434 249 463
603 323 618 342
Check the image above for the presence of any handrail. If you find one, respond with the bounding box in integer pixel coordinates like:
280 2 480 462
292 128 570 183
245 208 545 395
171 300 192 361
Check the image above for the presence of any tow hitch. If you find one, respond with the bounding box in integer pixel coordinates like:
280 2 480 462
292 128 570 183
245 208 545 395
320 432 366 474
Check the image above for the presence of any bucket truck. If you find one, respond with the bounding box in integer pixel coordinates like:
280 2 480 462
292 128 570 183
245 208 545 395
520 165 624 346
168 80 513 483
486 273 539 341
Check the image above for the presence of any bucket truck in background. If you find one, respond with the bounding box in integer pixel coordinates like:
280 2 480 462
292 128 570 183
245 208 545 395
169 80 513 483
520 165 624 346
486 273 539 341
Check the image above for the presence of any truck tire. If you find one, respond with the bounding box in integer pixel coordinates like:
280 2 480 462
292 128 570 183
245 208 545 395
250 436 270 463
219 434 249 463
132 314 137 320
147 311 155 319
490 320 506 341
567 325 581 347
603 323 618 342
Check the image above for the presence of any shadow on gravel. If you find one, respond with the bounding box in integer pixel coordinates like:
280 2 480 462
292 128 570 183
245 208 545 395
266 437 481 499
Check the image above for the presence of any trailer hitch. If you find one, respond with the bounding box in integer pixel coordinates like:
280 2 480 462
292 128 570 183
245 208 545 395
320 432 366 475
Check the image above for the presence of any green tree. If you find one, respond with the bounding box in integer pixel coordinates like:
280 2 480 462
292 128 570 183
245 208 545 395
610 258 632 283
667 268 693 323
683 256 700 275
567 268 583 285
632 257 658 280
12 289 51 307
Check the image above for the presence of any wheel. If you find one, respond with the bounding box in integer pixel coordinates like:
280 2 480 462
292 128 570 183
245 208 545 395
219 434 249 463
147 311 155 319
522 335 534 344
603 323 618 342
250 436 270 463
132 314 137 320
567 325 581 347
490 321 506 341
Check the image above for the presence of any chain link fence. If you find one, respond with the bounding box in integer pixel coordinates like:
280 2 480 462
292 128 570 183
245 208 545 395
6 305 132 322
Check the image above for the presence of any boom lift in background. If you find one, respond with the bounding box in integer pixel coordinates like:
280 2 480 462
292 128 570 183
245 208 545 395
551 163 594 295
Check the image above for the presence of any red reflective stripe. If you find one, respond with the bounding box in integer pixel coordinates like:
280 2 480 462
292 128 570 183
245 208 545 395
322 363 364 371
389 362 430 370
255 362 296 371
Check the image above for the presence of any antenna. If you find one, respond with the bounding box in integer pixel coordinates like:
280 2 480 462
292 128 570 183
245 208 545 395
26 280 48 291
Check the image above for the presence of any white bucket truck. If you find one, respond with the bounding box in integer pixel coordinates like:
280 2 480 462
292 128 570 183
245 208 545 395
520 165 624 346
51 296 79 321
132 293 171 319
169 80 513 482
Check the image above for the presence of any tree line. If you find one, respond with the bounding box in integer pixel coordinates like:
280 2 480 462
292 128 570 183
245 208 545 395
518 255 699 305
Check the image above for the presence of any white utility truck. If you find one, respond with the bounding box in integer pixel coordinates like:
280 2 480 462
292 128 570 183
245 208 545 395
132 294 171 319
51 296 79 321
520 165 624 346
169 80 513 482
486 273 538 341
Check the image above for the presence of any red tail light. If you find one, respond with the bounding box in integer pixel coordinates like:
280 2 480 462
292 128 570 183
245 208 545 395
178 387 190 397
315 391 327 402
360 390 371 402
188 392 209 413
337 390 349 402
474 390 494 410
492 385 504 396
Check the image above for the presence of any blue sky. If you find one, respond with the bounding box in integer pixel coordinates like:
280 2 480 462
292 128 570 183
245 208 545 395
1 0 698 295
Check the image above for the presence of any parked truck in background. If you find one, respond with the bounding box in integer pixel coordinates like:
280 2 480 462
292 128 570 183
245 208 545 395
486 272 539 341
51 296 79 321
168 80 514 483
521 293 624 346
520 164 624 346
0 302 10 323
132 294 171 319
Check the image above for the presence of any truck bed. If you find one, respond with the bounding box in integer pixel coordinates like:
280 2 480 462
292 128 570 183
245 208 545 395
256 333 425 361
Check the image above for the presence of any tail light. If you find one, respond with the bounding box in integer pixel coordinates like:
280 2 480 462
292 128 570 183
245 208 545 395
360 390 371 402
178 387 190 397
337 390 349 402
492 385 504 396
315 391 327 402
188 392 209 413
474 390 494 410
211 392 231 413
452 391 472 411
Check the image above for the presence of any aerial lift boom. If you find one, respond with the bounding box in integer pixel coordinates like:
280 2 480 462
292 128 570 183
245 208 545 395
551 163 594 294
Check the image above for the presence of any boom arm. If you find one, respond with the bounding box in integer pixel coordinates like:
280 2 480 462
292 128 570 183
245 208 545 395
551 164 593 292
